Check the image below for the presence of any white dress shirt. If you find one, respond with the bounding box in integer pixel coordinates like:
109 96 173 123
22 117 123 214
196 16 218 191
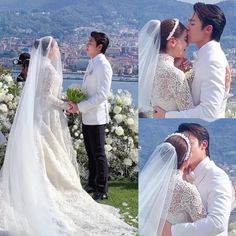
166 40 228 120
78 53 113 125
172 157 232 236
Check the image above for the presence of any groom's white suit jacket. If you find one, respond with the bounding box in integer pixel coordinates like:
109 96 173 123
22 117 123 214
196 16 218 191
172 157 232 236
166 40 228 120
78 53 113 125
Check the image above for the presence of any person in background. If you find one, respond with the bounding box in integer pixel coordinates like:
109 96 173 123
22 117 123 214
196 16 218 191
13 52 30 82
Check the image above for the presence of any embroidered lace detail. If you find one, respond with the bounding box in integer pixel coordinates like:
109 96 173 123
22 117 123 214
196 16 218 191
167 170 207 224
151 53 194 111
41 62 68 110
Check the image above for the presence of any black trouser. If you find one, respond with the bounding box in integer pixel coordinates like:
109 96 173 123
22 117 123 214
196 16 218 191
82 124 108 193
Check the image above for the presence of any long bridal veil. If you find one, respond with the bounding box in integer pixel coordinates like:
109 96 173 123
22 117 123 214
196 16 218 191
139 142 177 236
0 35 65 235
139 20 161 113
0 36 67 235
0 36 133 236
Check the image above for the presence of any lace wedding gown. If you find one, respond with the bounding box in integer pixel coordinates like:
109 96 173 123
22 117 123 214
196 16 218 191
139 142 206 236
167 170 207 224
151 53 194 112
0 58 134 236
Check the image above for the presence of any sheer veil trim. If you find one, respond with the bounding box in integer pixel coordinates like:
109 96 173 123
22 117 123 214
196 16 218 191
0 36 64 235
139 20 161 112
139 142 177 236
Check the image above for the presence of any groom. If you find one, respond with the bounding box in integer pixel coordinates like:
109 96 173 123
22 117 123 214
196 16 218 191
69 31 112 200
162 123 232 236
155 3 229 119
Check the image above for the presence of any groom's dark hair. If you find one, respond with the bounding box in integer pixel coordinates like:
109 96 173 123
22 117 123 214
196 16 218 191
177 123 210 157
193 2 226 42
91 31 109 54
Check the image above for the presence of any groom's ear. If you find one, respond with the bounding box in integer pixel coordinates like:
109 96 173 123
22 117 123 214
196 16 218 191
204 25 213 37
200 140 208 151
97 44 103 53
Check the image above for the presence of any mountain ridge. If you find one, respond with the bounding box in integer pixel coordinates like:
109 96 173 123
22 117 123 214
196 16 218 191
0 0 235 45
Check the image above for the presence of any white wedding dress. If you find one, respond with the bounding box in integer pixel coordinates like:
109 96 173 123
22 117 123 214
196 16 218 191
151 53 194 112
167 170 206 224
139 20 194 114
0 36 134 236
139 142 206 236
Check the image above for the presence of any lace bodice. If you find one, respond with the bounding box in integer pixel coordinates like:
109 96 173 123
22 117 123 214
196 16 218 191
167 170 207 224
41 58 67 110
151 53 194 111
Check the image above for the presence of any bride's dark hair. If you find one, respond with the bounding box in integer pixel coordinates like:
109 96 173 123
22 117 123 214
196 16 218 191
34 37 56 56
165 135 188 169
160 19 187 52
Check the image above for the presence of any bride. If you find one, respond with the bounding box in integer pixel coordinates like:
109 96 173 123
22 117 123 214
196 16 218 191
139 133 207 236
139 19 194 117
0 36 133 236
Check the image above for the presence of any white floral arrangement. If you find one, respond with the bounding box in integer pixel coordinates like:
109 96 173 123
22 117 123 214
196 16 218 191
0 70 138 180
229 221 236 235
68 89 138 180
0 70 22 166
106 89 138 180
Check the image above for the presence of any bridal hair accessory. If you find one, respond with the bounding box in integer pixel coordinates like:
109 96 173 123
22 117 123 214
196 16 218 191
166 18 179 40
164 132 191 160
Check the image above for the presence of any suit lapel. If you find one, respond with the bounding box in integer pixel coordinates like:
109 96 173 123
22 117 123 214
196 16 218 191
83 59 93 90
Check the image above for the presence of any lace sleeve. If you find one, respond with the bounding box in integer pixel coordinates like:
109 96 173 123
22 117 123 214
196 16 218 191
43 67 68 110
183 183 207 222
167 69 194 111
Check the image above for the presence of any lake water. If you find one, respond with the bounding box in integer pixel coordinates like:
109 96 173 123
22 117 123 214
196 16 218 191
63 79 138 106
12 70 138 106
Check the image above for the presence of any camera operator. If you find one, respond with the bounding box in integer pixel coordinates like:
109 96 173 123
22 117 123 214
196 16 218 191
13 53 30 82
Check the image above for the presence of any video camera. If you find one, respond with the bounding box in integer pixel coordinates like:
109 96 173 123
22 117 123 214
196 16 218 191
13 53 30 68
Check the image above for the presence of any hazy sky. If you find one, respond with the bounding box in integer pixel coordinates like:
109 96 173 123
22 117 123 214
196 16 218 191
178 0 235 3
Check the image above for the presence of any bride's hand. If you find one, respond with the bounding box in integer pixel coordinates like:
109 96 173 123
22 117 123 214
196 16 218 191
174 57 192 72
161 222 172 236
225 65 232 93
153 106 166 118
67 102 73 111
67 102 79 113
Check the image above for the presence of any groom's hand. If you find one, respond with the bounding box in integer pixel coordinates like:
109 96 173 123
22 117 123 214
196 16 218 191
68 102 79 113
161 222 172 236
153 106 166 118
225 65 232 93
174 57 192 72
